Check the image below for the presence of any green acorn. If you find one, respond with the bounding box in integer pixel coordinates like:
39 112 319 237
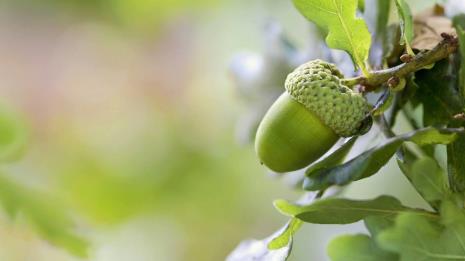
255 60 371 173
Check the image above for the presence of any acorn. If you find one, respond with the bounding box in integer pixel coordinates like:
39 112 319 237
255 60 371 173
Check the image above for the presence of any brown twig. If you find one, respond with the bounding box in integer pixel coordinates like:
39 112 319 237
342 34 459 91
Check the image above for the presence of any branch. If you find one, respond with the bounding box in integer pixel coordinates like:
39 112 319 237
342 34 459 91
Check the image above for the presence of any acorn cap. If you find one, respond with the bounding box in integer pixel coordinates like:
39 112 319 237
285 59 369 137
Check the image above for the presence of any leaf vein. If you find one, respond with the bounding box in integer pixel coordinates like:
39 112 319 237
332 0 360 69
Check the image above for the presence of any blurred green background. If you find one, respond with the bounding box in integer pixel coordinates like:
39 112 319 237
0 0 447 260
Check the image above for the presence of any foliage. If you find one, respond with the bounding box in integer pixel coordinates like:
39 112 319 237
0 107 89 257
292 0 371 74
328 234 397 261
230 0 465 260
0 174 89 257
274 195 436 224
394 0 414 55
303 127 459 191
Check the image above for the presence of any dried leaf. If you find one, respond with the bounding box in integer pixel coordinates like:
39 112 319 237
412 8 456 50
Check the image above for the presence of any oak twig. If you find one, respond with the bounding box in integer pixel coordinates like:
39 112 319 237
342 34 459 91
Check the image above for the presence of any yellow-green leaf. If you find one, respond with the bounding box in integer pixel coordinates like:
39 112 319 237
268 218 302 250
274 195 436 225
292 0 371 75
377 207 465 261
408 157 448 203
394 0 414 55
328 234 398 261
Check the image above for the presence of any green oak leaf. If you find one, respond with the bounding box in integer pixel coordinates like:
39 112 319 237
303 137 401 191
406 127 459 146
415 60 463 126
292 0 371 74
448 132 465 194
303 127 461 191
328 234 398 261
377 213 447 260
399 157 448 205
430 22 465 192
378 205 465 261
273 195 436 225
440 200 465 256
394 0 414 55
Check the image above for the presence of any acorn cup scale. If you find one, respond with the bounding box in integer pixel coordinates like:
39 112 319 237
255 60 371 173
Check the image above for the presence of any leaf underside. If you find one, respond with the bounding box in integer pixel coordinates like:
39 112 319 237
303 127 460 191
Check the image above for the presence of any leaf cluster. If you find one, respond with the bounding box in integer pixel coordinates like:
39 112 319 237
230 0 465 260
